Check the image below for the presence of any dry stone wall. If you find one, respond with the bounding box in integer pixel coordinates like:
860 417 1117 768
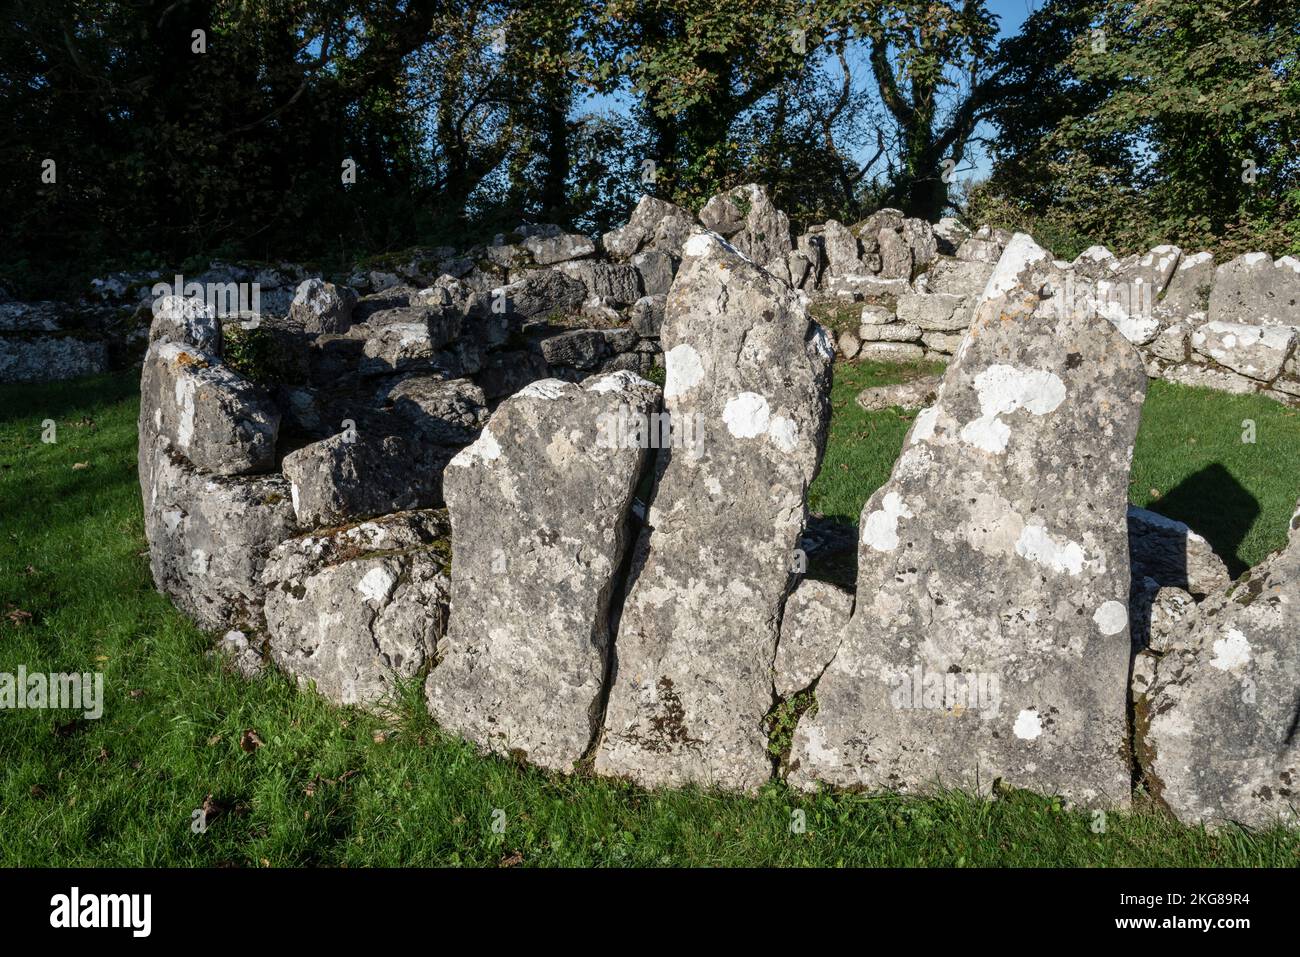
134 187 1300 828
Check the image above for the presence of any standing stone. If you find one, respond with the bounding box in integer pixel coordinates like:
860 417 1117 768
427 371 661 772
789 284 1148 808
699 184 794 269
1134 501 1300 828
596 231 835 792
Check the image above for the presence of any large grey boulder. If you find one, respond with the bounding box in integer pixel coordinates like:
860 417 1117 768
262 510 450 709
281 429 441 528
142 440 298 631
699 184 793 269
1159 251 1214 320
595 231 835 792
556 261 642 306
1134 501 1300 828
1191 321 1296 382
377 375 487 446
289 279 357 334
789 283 1148 808
1209 253 1300 326
138 342 279 476
602 195 697 260
522 232 597 266
148 295 221 354
427 371 661 772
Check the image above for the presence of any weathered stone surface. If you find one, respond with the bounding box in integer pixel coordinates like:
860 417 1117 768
149 294 222 353
142 441 298 630
602 195 697 260
774 580 853 698
427 371 661 772
1149 322 1190 363
1191 320 1296 382
790 287 1148 807
956 225 1011 264
1209 253 1300 326
495 269 587 319
263 510 450 708
282 429 440 527
921 331 964 354
858 322 922 343
1159 251 1215 319
538 329 611 369
895 292 968 332
700 184 793 267
1134 501 1300 828
856 341 925 362
819 220 865 277
358 317 465 377
837 329 861 359
0 335 110 384
377 375 487 445
630 294 666 338
856 374 942 412
478 349 548 400
523 232 597 266
1160 362 1260 396
1127 505 1230 597
596 231 834 793
139 342 279 476
557 261 642 306
924 258 996 298
289 279 357 334
631 250 676 297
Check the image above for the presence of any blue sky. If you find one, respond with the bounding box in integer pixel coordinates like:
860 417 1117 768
576 0 1046 183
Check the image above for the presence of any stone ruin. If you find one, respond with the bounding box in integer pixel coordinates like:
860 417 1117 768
133 186 1298 828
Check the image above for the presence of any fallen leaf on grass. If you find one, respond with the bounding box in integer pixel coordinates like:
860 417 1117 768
72 461 90 470
499 850 524 868
239 729 264 752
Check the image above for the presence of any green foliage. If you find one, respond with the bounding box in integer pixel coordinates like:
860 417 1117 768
221 324 300 388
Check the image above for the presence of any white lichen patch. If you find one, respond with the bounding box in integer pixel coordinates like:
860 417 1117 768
910 405 940 445
959 364 1067 454
587 370 643 394
1210 627 1252 672
723 392 770 438
1015 523 1087 576
1013 708 1043 740
449 427 502 468
1093 600 1128 636
357 565 397 604
664 343 705 400
862 491 913 552
518 378 570 401
766 415 799 452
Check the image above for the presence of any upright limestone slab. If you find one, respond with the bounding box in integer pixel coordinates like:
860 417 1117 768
426 371 660 772
596 232 834 792
790 286 1147 807
1134 500 1300 828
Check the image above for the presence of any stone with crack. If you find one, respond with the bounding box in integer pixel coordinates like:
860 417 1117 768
262 510 450 709
789 282 1148 808
1133 500 1300 828
595 230 834 793
426 371 661 772
774 580 853 699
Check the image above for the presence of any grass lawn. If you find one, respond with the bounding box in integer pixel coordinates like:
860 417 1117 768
1 367 1298 867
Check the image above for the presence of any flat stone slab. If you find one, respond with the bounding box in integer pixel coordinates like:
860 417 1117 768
789 283 1148 808
427 371 660 772
595 231 834 793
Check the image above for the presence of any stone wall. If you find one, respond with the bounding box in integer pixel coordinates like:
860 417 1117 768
135 187 1300 829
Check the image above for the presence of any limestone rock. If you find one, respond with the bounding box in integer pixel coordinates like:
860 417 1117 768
149 295 222 353
1134 501 1300 828
856 375 943 412
263 510 450 709
522 232 597 266
1209 253 1300 326
789 286 1148 808
700 184 793 267
602 195 697 260
1159 251 1215 320
289 279 357 334
138 342 279 476
596 231 834 793
142 440 298 631
427 371 661 772
1191 321 1296 382
774 580 853 699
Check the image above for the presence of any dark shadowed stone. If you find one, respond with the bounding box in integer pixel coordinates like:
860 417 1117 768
595 231 834 793
427 371 661 772
789 282 1148 808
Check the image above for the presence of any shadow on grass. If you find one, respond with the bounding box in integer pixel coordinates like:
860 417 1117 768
1149 463 1259 579
0 371 140 426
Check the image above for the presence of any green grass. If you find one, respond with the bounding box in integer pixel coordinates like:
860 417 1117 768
2 368 1299 867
